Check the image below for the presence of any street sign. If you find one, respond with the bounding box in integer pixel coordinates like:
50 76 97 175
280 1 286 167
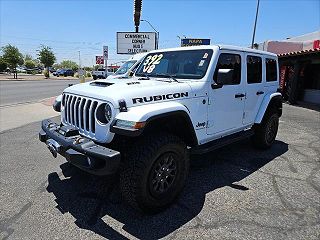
117 32 157 54
181 38 211 47
103 46 108 60
96 56 104 65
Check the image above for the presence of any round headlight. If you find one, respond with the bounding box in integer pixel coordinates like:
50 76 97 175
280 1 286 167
104 104 112 122
96 103 113 124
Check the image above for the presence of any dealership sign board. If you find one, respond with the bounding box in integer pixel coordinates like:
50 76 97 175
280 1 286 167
117 32 157 54
181 38 211 47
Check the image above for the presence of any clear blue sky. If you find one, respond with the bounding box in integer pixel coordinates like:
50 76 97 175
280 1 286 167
0 0 319 66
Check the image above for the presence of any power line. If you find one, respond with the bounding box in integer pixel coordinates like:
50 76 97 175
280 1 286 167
1 34 104 45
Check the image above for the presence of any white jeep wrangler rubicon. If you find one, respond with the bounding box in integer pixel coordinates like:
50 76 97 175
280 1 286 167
39 45 282 213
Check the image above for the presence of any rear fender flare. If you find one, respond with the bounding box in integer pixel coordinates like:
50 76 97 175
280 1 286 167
255 92 282 124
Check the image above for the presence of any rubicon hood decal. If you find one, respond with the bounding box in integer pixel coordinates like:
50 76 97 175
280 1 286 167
132 92 189 104
64 78 192 108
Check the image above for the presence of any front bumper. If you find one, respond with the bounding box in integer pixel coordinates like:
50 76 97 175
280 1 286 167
39 119 120 175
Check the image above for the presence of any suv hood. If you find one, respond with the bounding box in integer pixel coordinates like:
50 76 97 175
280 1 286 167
64 77 192 108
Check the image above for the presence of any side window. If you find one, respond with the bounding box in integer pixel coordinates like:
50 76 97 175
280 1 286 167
214 53 241 85
266 58 277 82
247 55 262 84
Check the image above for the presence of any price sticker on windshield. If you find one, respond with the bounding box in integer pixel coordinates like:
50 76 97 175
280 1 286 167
143 54 163 73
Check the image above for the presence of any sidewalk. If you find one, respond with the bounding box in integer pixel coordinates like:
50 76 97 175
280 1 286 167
0 73 78 81
0 97 59 132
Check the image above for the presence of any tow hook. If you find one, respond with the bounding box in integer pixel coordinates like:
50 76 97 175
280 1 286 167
46 139 61 158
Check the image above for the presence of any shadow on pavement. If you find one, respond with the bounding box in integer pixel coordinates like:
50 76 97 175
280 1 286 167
294 101 320 112
47 139 288 240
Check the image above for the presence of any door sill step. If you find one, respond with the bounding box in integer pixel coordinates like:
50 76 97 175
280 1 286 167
191 129 254 155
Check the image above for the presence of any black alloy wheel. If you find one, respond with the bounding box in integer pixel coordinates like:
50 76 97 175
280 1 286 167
265 115 278 145
149 152 178 198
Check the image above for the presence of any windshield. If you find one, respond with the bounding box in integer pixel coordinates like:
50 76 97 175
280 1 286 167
135 49 213 79
115 60 137 75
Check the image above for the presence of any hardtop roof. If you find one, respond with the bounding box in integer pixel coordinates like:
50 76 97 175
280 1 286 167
148 44 277 57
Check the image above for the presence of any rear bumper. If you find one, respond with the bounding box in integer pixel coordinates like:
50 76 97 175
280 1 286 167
39 119 120 176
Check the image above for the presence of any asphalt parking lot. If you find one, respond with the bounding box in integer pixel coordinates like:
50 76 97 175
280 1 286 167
0 103 319 240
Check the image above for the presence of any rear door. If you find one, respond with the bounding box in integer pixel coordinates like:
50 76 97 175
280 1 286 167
243 54 264 125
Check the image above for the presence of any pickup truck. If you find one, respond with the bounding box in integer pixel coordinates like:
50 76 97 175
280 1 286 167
92 68 113 80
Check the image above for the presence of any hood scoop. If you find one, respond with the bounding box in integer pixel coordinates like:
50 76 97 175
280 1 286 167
90 81 114 87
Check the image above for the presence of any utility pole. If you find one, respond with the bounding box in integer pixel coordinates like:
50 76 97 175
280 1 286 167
251 0 260 48
78 50 85 83
78 50 81 69
134 0 142 32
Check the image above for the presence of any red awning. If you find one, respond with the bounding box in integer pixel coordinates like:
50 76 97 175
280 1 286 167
278 48 320 57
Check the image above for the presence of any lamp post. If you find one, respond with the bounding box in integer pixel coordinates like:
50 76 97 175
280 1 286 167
177 35 187 47
78 50 81 69
251 0 260 49
141 19 159 49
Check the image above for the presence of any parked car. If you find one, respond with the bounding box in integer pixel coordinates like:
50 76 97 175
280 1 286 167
39 45 282 213
16 67 27 73
54 69 74 77
53 69 61 76
92 68 113 80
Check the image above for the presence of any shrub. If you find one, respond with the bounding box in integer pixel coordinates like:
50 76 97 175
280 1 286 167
26 69 37 75
86 72 91 77
43 69 49 78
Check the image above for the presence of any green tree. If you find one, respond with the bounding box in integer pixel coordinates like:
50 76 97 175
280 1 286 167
1 44 24 79
83 66 93 71
0 56 8 72
94 65 103 70
37 45 56 78
60 60 79 71
24 54 33 62
25 60 36 69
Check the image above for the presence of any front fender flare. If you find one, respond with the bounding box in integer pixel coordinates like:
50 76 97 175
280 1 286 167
115 101 191 123
110 101 194 137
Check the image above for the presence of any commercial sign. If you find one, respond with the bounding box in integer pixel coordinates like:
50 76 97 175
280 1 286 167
117 32 157 54
103 46 108 60
96 56 104 65
181 38 211 47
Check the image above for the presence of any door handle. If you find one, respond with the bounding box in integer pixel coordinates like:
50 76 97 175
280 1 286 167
235 93 245 98
256 91 264 95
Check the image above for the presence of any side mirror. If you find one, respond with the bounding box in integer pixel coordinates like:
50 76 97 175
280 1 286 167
128 70 134 77
211 82 223 89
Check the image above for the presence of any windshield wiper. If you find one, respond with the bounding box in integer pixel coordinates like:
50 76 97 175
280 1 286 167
154 73 180 83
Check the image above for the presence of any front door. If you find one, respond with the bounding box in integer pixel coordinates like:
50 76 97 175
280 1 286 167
207 52 245 135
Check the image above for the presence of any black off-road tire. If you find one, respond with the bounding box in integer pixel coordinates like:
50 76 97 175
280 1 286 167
119 133 189 213
93 75 97 80
252 111 279 149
